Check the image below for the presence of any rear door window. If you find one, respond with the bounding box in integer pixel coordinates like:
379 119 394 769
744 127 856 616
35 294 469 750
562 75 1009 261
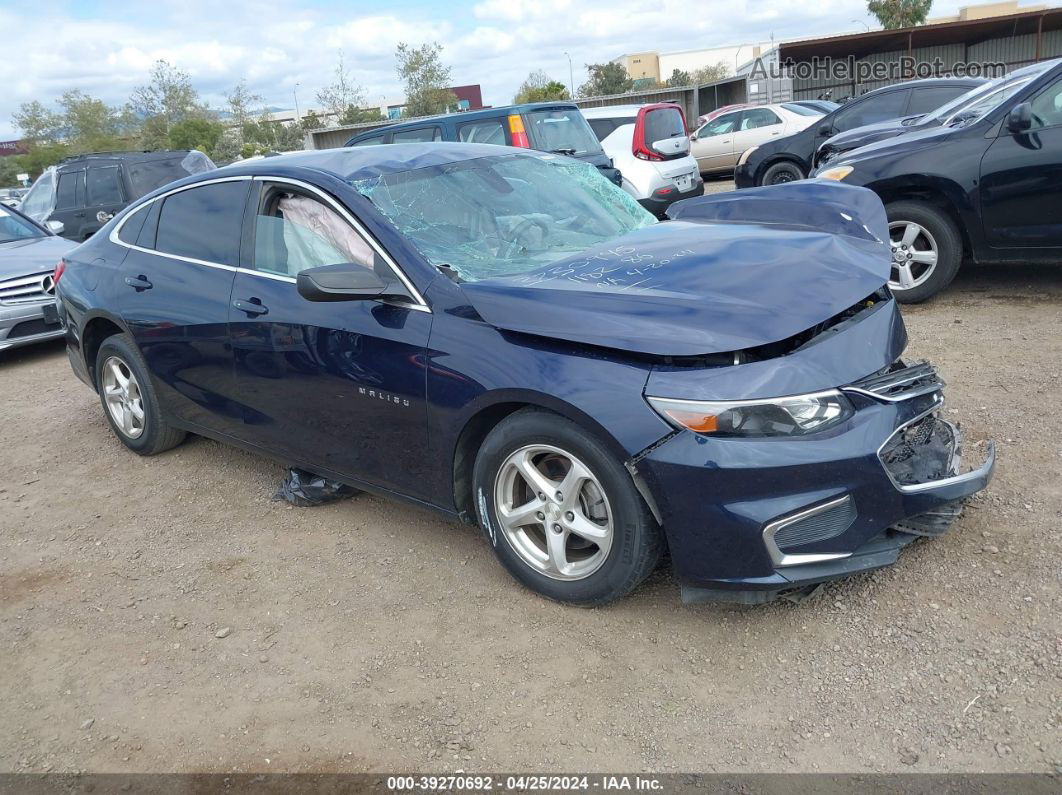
907 86 970 116
155 181 248 266
458 119 507 144
86 166 124 206
737 108 781 130
643 107 686 142
524 108 602 155
391 127 441 143
351 135 386 147
832 89 910 132
56 172 79 210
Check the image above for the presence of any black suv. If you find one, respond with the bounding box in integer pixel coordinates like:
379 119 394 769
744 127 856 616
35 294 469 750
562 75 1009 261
735 78 984 187
18 151 215 241
813 58 1062 302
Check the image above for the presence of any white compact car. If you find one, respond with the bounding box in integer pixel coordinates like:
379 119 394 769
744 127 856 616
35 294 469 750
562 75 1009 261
581 104 703 217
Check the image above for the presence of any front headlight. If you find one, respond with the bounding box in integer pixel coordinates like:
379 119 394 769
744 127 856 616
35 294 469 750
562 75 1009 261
647 391 853 437
817 165 853 181
737 146 758 166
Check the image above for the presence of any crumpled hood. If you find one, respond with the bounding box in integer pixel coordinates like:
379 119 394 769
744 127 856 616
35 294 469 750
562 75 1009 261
460 181 890 357
0 235 75 280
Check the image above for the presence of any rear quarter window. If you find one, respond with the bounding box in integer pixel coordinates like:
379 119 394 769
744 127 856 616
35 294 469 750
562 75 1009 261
458 119 507 144
524 108 602 155
127 159 195 198
907 86 971 115
350 135 386 146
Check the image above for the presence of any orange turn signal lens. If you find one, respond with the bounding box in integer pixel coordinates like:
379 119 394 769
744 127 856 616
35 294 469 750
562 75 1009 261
664 409 719 433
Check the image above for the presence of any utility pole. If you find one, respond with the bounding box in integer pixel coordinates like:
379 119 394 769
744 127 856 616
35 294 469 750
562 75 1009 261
564 52 575 98
293 83 301 123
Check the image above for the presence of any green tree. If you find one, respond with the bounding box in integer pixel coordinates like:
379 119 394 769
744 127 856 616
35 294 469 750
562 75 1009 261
56 90 129 150
690 62 731 84
396 42 459 118
316 53 367 124
338 106 385 125
168 118 223 152
578 62 633 97
225 80 262 129
130 60 211 149
300 109 325 130
12 100 63 144
867 0 932 28
513 70 570 103
665 69 692 87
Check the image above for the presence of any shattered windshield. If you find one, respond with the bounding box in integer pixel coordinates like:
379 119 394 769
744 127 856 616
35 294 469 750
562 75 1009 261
351 153 655 282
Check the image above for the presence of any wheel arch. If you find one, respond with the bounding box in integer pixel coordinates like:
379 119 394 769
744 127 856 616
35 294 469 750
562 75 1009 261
866 176 974 259
450 390 635 523
80 311 130 390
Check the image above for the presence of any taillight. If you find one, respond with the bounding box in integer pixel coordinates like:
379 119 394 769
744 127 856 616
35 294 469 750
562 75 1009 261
53 258 67 285
632 109 663 161
508 114 530 148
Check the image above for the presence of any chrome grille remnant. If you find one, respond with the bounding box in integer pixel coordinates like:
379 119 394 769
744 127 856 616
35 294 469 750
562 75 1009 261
845 360 943 403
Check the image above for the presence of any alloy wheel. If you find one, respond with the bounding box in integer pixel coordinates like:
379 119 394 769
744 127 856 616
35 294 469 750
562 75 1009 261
493 444 613 581
888 220 939 291
101 356 146 439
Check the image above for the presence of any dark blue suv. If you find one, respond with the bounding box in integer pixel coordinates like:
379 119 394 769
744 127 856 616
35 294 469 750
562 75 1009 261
345 102 623 186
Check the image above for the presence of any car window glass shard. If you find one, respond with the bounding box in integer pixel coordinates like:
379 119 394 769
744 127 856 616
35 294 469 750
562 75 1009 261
350 154 654 282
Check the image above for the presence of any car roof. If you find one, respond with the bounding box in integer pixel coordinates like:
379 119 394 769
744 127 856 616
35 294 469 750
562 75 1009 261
57 150 194 169
347 102 580 140
215 142 535 183
579 103 682 118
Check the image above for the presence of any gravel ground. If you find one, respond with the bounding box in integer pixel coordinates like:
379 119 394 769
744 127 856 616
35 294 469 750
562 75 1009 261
1 259 1060 776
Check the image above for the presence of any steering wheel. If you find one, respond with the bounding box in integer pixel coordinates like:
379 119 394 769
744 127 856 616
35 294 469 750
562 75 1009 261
498 217 551 259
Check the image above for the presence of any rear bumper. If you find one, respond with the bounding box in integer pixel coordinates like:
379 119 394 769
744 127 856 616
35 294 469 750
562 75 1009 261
0 300 63 351
638 178 705 217
635 366 995 601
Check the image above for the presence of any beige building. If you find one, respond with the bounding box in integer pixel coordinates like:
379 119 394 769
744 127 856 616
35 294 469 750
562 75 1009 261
930 0 1047 22
614 1 1052 85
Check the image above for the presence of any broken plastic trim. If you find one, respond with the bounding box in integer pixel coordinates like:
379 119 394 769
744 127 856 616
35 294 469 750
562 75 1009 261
272 467 361 507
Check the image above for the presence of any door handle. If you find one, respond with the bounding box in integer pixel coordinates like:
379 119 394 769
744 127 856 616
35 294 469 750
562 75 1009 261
124 275 152 291
233 298 268 316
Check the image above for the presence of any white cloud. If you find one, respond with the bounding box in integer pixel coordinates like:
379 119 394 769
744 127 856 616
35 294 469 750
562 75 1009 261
0 0 977 140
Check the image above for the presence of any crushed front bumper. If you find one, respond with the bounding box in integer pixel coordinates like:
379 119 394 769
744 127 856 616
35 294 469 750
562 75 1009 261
636 361 995 602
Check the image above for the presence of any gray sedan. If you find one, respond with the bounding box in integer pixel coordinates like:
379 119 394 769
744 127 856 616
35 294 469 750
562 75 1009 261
0 205 75 352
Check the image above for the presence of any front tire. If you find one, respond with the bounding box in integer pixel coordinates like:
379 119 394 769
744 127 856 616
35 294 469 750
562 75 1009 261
95 334 186 455
472 409 663 606
760 161 805 185
884 200 963 303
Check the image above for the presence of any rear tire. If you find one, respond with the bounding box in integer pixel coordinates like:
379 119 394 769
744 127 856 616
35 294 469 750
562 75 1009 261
95 334 186 455
884 200 962 303
472 409 663 606
760 161 805 185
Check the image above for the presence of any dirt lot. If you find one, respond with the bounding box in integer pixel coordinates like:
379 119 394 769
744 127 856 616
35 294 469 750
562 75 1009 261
2 259 1060 776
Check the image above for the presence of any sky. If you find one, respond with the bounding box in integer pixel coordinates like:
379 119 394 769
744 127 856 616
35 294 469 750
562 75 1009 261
0 0 990 139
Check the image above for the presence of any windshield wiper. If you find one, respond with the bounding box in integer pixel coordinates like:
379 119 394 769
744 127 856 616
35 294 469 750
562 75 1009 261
550 148 577 156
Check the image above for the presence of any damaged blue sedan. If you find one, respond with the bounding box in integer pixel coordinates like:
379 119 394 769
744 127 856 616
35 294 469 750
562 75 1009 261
55 143 994 605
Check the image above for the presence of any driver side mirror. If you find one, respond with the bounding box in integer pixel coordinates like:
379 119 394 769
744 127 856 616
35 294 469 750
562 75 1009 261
297 263 393 302
1007 102 1033 134
45 220 65 235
